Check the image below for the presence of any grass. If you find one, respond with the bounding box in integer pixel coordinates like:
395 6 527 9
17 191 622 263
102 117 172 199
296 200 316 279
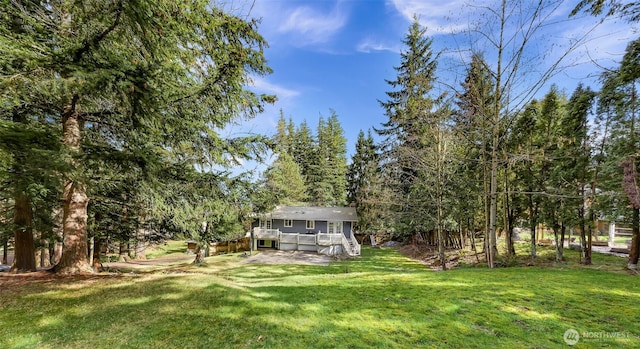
1 246 640 348
144 240 189 259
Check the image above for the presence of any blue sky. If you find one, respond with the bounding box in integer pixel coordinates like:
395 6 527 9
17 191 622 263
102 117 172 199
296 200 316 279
225 0 637 171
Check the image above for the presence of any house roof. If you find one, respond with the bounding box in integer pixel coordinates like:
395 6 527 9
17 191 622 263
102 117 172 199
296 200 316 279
266 206 357 222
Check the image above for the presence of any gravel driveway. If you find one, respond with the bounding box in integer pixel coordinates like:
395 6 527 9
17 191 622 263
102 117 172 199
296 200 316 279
242 250 332 266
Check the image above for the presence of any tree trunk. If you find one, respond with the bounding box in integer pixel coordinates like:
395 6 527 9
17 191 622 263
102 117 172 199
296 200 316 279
585 223 592 265
470 224 480 264
40 239 51 268
92 238 102 271
11 194 36 273
628 207 640 269
55 99 92 274
488 148 498 268
135 227 146 260
557 222 565 262
52 208 63 265
437 206 446 271
2 237 7 265
504 189 516 257
49 244 56 266
119 241 129 262
56 180 92 273
528 195 538 259
579 209 588 265
88 236 94 268
193 244 207 265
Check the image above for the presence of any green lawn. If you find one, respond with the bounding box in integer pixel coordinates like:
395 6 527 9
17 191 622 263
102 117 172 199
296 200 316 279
1 247 639 348
144 239 189 259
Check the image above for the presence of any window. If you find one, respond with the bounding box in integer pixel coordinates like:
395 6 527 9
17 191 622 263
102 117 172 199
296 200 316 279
328 221 343 234
257 240 273 248
306 220 315 229
284 219 293 227
260 219 272 229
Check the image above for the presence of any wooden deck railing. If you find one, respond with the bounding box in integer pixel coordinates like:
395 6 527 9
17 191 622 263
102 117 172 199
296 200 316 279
340 233 361 256
252 228 360 256
317 233 344 245
349 234 361 256
253 227 280 240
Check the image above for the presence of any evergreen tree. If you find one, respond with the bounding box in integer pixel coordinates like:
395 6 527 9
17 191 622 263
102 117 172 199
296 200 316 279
564 84 597 264
470 0 594 268
347 130 381 232
347 130 377 204
596 38 640 268
537 85 567 262
307 117 331 205
263 153 307 205
274 110 291 154
410 103 455 269
282 113 347 207
286 118 296 155
511 100 543 258
453 53 495 254
290 121 315 186
376 17 439 237
0 1 274 273
572 0 640 21
0 120 64 272
319 111 347 206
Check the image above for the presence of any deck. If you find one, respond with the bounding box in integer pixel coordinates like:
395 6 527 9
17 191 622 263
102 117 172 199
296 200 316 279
252 228 360 256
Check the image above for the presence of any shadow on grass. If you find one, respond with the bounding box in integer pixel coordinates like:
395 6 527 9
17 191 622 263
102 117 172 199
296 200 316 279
1 247 639 348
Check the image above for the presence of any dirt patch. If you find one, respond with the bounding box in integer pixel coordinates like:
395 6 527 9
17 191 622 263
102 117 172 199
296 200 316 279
242 250 332 266
397 243 483 270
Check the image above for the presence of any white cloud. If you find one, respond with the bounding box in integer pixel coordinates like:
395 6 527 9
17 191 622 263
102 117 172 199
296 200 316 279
564 19 637 67
388 0 469 34
356 37 400 53
250 77 300 100
277 3 349 45
241 78 301 138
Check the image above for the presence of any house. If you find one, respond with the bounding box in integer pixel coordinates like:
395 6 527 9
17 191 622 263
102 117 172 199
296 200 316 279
251 206 361 256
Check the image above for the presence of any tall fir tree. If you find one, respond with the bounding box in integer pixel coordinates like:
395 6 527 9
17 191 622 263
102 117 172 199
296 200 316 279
597 38 640 268
347 130 382 233
511 100 542 258
263 153 308 206
319 111 348 206
537 85 567 262
0 1 274 273
307 117 332 205
277 113 347 207
376 17 439 236
563 84 597 264
290 121 315 186
453 53 495 253
347 130 377 204
274 110 291 154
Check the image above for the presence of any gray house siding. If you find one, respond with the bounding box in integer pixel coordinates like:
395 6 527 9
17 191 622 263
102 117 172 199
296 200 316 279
344 222 352 238
314 221 327 234
273 219 308 234
281 243 317 251
250 206 360 256
252 219 352 235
